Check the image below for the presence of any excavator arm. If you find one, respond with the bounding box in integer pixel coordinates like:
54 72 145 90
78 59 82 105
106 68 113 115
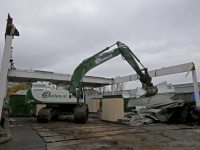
68 42 157 102
68 46 120 94
116 42 158 96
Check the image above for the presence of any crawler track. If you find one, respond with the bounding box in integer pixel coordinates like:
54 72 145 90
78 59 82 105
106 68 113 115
37 108 53 123
74 106 88 123
37 106 88 123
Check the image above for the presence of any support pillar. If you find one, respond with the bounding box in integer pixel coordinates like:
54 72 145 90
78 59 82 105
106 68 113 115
111 84 114 95
192 69 200 106
0 35 13 120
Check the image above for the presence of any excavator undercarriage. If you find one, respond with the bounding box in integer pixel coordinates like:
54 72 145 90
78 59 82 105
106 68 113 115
37 104 88 123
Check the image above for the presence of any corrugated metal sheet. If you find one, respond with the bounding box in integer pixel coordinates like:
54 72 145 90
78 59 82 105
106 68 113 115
127 83 184 109
156 84 175 94
122 82 175 98
128 94 174 108
156 81 167 86
123 84 175 99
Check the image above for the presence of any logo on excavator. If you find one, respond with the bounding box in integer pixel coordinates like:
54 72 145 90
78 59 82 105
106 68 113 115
95 54 112 64
95 58 101 64
42 91 67 98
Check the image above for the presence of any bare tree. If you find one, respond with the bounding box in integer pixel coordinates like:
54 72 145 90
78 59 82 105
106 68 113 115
84 87 99 96
114 76 126 91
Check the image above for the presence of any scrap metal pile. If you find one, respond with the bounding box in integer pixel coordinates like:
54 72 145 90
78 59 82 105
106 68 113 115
122 82 200 126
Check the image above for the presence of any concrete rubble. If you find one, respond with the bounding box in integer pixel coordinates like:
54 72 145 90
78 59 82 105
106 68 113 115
122 82 200 126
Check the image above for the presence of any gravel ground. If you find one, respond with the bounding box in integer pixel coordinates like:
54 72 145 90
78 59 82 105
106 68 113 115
31 114 200 150
2 114 200 150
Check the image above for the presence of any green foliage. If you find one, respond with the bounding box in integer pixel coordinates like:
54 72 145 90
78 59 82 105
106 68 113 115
7 83 29 97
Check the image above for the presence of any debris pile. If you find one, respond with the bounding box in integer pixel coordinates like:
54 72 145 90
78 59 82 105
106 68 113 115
7 118 23 128
122 82 200 126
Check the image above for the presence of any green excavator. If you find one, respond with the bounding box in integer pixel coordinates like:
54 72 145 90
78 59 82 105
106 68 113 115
26 41 157 123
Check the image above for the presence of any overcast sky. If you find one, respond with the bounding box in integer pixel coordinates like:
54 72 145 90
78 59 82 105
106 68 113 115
0 0 200 89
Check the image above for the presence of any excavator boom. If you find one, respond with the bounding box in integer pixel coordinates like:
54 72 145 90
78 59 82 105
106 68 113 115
68 41 157 99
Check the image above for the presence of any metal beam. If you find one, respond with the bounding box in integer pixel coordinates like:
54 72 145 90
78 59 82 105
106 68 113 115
192 69 200 106
113 62 193 84
111 84 114 95
8 69 113 86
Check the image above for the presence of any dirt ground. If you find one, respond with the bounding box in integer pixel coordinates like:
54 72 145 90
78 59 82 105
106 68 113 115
31 113 200 150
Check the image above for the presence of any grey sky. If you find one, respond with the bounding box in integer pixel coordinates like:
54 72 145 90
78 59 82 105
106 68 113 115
0 0 200 89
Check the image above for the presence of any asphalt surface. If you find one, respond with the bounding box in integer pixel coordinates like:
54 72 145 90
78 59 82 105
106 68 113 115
0 117 46 150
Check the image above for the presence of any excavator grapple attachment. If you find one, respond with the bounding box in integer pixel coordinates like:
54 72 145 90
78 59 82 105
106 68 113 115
145 86 158 97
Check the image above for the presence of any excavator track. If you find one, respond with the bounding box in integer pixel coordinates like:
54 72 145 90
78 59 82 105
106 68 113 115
74 106 88 123
37 107 61 123
37 106 88 123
